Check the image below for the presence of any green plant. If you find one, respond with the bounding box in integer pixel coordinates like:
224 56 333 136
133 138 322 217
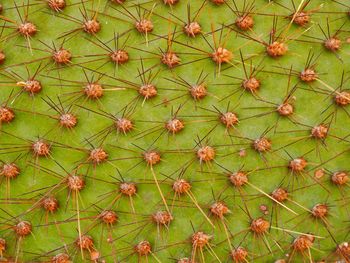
0 0 349 262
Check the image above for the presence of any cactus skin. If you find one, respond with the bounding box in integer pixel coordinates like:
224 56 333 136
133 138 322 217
0 0 349 262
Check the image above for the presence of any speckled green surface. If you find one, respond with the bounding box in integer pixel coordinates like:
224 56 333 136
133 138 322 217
0 0 349 262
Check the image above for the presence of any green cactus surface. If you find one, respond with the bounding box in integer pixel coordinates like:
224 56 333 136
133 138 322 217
0 0 350 262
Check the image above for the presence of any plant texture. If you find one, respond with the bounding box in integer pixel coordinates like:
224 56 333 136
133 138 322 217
0 0 349 262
